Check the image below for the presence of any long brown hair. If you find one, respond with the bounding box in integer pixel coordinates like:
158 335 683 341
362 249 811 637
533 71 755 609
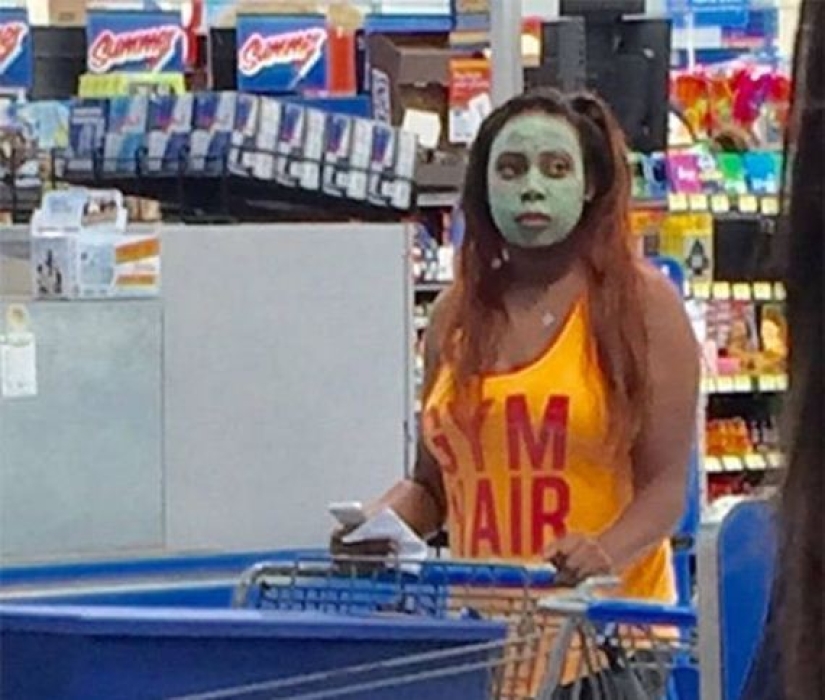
432 89 648 459
777 0 825 696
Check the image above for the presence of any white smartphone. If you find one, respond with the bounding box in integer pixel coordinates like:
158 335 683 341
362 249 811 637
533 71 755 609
328 501 368 528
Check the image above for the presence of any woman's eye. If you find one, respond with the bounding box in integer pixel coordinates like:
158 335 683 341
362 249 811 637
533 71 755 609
495 154 528 180
541 153 572 178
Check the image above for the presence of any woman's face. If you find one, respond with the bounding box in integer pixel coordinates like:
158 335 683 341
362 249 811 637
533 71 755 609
486 112 587 249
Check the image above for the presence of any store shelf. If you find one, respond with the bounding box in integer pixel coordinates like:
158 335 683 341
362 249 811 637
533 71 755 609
415 280 451 294
704 452 783 473
702 374 788 395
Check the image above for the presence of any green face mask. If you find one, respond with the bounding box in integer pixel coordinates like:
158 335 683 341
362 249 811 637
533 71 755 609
487 113 586 248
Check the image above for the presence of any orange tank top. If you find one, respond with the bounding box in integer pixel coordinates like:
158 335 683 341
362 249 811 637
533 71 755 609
422 298 675 602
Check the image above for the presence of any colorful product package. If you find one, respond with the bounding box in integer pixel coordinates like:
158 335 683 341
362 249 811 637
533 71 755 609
30 188 160 300
667 153 703 195
102 95 149 174
251 97 283 180
743 152 780 196
392 130 416 210
322 112 355 197
367 122 396 207
717 153 748 196
646 153 670 200
345 118 372 201
300 107 326 191
228 93 260 176
189 92 237 174
145 94 194 174
65 100 109 176
275 101 306 187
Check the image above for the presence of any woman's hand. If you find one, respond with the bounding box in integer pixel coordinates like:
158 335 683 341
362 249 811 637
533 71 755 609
544 533 616 587
329 525 397 563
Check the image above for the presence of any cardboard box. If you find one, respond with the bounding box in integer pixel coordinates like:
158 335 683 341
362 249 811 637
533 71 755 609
367 33 468 191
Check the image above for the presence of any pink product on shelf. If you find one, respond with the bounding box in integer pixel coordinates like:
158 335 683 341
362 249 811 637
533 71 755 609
716 357 740 375
667 153 703 194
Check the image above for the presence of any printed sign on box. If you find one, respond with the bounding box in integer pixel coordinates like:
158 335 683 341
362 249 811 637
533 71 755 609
86 11 186 74
0 8 32 90
667 0 749 29
236 14 328 94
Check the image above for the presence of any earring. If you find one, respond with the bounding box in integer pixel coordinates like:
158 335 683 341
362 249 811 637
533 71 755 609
491 247 510 270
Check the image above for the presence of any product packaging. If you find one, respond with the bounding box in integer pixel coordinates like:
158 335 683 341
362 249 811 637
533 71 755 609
102 95 149 174
30 188 160 300
366 123 416 210
64 99 109 176
228 93 261 177
274 101 306 187
145 94 194 174
300 107 326 191
322 112 355 197
189 91 237 174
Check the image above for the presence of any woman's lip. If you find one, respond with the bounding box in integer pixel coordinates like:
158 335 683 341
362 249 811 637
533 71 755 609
516 212 552 225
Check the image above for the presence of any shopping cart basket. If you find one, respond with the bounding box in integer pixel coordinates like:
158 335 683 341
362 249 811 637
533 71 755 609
174 554 698 700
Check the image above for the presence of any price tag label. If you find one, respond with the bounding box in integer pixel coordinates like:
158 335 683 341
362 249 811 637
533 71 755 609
753 282 773 301
722 456 742 472
668 193 689 212
767 452 783 469
689 194 709 212
716 376 735 393
777 374 789 391
710 194 731 214
745 454 767 471
758 375 778 392
732 283 752 301
712 282 732 300
691 282 712 300
733 375 752 393
774 283 787 301
739 195 759 214
761 196 780 216
704 457 723 473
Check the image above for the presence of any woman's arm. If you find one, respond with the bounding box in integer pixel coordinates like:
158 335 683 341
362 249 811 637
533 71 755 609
547 267 700 580
597 267 701 571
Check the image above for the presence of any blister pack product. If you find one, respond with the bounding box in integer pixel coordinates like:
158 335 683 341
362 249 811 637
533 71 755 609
145 94 194 174
322 112 354 197
667 152 703 194
367 122 395 207
250 97 283 180
300 107 326 191
346 118 372 201
65 100 108 176
103 95 149 175
189 92 237 174
228 93 260 176
275 101 306 187
392 130 416 210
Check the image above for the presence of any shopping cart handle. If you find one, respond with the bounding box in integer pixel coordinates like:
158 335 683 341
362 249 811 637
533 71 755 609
419 561 557 589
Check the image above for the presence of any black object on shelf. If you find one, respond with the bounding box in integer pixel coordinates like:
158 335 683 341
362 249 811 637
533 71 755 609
714 216 780 283
559 1 671 153
31 27 87 101
209 28 237 91
524 17 587 93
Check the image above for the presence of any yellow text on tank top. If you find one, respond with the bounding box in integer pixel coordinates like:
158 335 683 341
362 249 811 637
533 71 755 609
422 299 674 602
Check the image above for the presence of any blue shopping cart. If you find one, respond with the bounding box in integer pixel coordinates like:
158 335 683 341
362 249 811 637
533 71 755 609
172 554 699 700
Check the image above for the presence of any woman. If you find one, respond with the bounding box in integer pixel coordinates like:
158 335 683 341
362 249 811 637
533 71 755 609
744 1 825 698
335 89 699 601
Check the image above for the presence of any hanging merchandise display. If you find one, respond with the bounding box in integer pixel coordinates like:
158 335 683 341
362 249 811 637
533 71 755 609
671 61 791 147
